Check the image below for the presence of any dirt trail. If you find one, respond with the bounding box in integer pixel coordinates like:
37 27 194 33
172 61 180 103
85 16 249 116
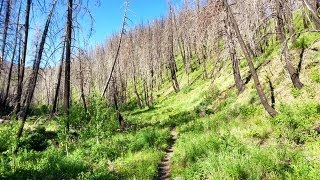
156 128 178 180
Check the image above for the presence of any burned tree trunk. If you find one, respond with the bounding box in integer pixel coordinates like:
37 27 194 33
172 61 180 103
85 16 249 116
15 0 31 118
17 0 57 139
224 0 278 117
133 74 143 108
64 0 73 132
79 54 87 113
276 0 303 89
51 41 66 116
224 16 245 94
102 1 128 97
303 0 320 30
201 43 209 79
281 0 297 45
3 4 21 107
0 0 12 75
112 77 125 131
168 4 180 93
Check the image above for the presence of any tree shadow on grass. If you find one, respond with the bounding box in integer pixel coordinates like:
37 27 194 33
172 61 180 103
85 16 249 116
130 106 158 116
127 110 199 131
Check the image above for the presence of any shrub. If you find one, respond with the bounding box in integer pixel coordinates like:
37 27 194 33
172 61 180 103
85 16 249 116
19 126 48 151
0 124 17 153
29 105 50 116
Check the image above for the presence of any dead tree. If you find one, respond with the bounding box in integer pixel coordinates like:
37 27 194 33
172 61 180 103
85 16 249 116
112 77 125 131
17 0 57 139
51 41 66 116
64 0 73 132
79 51 87 113
276 0 304 89
224 14 245 94
2 3 21 106
282 0 296 45
102 0 129 97
223 0 278 117
15 0 31 118
302 0 320 29
0 0 12 75
168 4 180 93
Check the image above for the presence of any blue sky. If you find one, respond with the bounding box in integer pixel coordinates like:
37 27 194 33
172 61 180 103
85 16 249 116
87 0 180 45
25 0 182 66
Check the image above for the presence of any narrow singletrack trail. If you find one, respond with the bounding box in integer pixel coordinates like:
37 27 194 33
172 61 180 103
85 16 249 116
156 128 178 180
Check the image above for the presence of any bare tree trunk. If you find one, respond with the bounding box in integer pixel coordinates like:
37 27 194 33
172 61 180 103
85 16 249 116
201 44 209 79
224 0 278 117
143 77 149 107
130 35 143 108
79 55 87 112
267 76 276 109
187 42 194 72
283 3 297 45
276 0 304 89
0 0 12 75
173 10 188 76
178 38 188 75
2 4 21 106
224 17 245 94
303 0 320 29
17 35 21 95
149 66 154 106
51 41 66 116
102 1 128 97
133 74 143 108
168 4 180 93
112 77 125 131
15 0 31 118
64 0 73 132
17 0 57 139
302 4 310 28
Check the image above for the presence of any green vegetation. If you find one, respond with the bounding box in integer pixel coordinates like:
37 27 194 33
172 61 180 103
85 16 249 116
2 34 320 179
1 5 320 180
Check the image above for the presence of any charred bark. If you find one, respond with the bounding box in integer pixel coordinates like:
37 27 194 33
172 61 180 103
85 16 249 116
0 0 12 75
51 41 66 116
64 0 73 132
2 4 21 107
224 17 245 94
168 4 180 93
276 0 304 89
224 0 278 117
15 0 31 118
17 0 57 139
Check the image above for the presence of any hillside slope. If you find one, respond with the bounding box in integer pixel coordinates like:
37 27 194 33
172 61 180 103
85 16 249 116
1 16 320 180
122 32 320 179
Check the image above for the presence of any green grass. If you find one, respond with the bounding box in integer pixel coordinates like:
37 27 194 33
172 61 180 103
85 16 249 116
171 93 320 179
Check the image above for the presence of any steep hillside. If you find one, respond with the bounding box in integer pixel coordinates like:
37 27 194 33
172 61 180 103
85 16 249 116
1 29 319 180
121 32 320 179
